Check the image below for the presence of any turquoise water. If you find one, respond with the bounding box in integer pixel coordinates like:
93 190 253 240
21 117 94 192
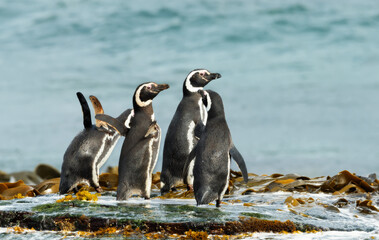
1 0 379 176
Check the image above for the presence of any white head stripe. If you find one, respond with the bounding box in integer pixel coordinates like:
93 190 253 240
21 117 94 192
135 83 153 107
185 69 210 93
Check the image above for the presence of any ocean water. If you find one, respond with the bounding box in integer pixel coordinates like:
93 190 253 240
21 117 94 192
1 0 379 177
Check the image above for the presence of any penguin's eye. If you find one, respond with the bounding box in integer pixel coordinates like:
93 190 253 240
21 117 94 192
199 72 204 76
146 86 151 90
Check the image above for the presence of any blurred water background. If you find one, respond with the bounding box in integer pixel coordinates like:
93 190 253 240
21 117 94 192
1 0 379 177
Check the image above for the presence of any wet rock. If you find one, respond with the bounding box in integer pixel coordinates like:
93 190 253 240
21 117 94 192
356 199 379 213
333 198 349 208
0 171 10 182
0 180 39 200
34 164 60 180
152 172 160 185
296 176 311 181
270 173 284 178
158 189 195 199
106 166 118 175
320 170 375 194
241 189 256 195
8 171 42 185
99 173 118 191
285 196 302 207
35 178 60 195
0 210 303 235
324 205 340 213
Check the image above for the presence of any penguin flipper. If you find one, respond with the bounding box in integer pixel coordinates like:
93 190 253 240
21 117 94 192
144 121 158 138
230 143 248 183
89 95 105 128
182 144 197 185
194 122 205 139
76 92 92 129
95 114 128 135
97 126 114 134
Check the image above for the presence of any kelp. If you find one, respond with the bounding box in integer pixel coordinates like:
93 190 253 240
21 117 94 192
0 180 39 200
1 168 378 204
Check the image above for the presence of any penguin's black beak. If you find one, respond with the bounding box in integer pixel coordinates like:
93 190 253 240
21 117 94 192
204 72 222 82
152 83 170 93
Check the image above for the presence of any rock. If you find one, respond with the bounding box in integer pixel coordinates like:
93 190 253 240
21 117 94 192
34 164 60 180
320 170 375 193
35 178 60 195
8 171 42 185
325 205 340 213
0 171 10 182
0 180 39 200
99 173 118 191
106 166 118 175
333 198 349 208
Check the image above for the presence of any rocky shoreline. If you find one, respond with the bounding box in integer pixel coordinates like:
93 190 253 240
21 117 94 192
0 165 378 239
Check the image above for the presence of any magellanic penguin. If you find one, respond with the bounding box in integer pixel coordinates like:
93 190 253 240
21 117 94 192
192 90 248 207
160 69 221 195
59 92 131 194
96 82 169 200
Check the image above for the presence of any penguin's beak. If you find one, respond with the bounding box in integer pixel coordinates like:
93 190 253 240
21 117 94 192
152 83 170 93
204 72 222 82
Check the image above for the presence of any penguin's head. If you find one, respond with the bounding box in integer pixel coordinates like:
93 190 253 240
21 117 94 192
183 69 221 94
134 82 170 108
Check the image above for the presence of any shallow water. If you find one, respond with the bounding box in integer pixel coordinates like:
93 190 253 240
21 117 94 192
1 190 379 231
1 229 378 240
0 189 379 239
1 1 379 177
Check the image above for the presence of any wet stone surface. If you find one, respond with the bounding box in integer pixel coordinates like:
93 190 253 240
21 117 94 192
0 170 378 239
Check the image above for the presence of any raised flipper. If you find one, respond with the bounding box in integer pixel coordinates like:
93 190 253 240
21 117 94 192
89 95 107 128
230 143 248 183
76 92 92 129
95 114 128 136
116 109 133 123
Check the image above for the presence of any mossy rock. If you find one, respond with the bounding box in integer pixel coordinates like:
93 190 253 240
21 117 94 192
240 212 270 219
32 200 91 213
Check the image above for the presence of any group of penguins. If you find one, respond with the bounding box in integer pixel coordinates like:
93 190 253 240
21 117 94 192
59 69 248 207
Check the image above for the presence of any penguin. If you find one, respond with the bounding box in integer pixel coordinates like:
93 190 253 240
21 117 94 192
59 92 131 194
160 69 221 195
192 90 248 207
95 82 169 200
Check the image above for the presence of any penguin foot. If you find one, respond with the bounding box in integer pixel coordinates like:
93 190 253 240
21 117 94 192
171 187 177 192
95 187 103 193
187 184 194 191
144 197 151 200
216 200 221 208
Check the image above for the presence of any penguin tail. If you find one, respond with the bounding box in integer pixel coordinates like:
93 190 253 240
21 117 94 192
76 92 92 129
